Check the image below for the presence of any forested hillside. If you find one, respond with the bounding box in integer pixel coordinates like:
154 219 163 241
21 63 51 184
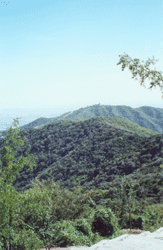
0 115 163 209
1 106 163 249
1 104 163 140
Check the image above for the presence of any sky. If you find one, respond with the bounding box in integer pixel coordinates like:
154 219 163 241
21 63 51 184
0 0 163 129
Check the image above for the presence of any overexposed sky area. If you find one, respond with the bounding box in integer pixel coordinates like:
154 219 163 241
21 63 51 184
0 0 163 125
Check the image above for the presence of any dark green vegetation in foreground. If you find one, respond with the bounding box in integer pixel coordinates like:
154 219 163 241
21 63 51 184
0 113 163 249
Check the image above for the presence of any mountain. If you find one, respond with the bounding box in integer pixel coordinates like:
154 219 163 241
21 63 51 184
0 109 163 209
0 104 163 140
0 103 163 212
14 104 163 134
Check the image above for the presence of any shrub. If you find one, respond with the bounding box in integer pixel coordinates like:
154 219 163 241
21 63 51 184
142 203 163 232
49 220 93 247
91 206 120 237
11 228 43 250
121 212 144 229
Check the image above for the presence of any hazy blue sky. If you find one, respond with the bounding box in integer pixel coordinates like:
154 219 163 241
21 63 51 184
0 0 163 128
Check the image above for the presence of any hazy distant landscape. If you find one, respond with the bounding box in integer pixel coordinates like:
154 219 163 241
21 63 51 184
1 104 163 140
0 112 63 131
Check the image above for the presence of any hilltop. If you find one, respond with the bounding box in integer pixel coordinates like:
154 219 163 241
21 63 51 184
0 104 163 140
0 104 163 222
0 113 163 209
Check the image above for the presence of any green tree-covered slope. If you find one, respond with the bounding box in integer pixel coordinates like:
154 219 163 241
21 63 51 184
1 104 163 141
0 116 162 208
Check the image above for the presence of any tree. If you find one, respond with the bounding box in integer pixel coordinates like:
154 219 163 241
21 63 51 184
117 53 163 171
18 178 57 250
112 175 138 230
0 118 41 250
117 52 163 99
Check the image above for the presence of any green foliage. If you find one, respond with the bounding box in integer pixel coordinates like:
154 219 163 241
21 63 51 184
121 212 144 230
49 219 94 247
6 115 163 205
73 217 94 238
91 206 120 237
117 53 163 99
142 203 163 232
11 228 43 250
160 164 163 169
1 84 163 248
49 183 96 222
0 118 39 249
18 178 59 250
17 177 105 248
110 175 139 230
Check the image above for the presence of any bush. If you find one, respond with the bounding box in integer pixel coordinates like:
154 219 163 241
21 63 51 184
142 203 163 232
73 218 94 238
49 219 93 247
91 206 120 237
9 228 43 250
121 212 144 229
